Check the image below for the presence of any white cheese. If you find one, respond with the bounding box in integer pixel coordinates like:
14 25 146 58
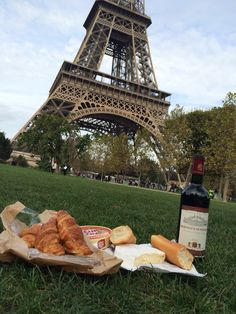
114 244 165 270
134 252 165 266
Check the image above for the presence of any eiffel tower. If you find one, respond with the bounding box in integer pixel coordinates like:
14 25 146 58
13 0 171 146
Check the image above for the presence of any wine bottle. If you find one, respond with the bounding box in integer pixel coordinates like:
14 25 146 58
177 156 210 257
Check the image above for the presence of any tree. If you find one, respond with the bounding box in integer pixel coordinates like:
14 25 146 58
69 134 92 172
0 132 12 161
203 92 236 201
87 134 111 178
64 133 92 170
158 106 191 186
106 133 132 176
185 110 209 155
159 93 236 201
159 107 212 187
136 157 159 183
19 114 80 170
131 129 156 180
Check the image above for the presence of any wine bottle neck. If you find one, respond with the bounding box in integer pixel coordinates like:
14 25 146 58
190 155 205 185
191 174 203 185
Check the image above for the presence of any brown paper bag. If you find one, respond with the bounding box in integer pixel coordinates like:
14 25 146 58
0 202 122 275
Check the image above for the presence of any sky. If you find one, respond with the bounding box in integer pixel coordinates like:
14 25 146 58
0 0 236 139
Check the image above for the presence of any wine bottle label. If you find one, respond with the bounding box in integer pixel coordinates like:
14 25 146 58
178 205 208 255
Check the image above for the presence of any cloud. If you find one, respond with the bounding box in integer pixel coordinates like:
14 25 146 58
0 89 46 138
151 27 236 108
0 0 91 35
148 0 236 109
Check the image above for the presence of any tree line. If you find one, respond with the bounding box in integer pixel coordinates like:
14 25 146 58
0 92 235 201
159 92 236 201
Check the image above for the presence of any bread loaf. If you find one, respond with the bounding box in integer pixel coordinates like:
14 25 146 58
151 234 194 270
110 225 136 245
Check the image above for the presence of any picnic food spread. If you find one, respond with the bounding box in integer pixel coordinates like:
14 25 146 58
0 202 202 276
110 227 193 270
20 210 193 270
19 214 193 269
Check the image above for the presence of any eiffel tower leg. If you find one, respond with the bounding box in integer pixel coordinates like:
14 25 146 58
134 36 158 88
131 24 139 82
11 99 50 142
11 94 76 144
74 10 116 71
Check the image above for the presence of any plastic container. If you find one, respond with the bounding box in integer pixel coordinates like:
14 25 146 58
81 225 112 250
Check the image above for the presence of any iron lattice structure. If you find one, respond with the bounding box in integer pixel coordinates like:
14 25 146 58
13 0 171 143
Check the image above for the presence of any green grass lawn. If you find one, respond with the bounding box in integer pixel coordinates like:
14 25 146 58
0 164 236 314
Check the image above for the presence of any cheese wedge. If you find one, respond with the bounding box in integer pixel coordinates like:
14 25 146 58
134 252 165 266
114 244 166 270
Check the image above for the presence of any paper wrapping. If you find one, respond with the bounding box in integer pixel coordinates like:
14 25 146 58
0 202 122 276
112 244 206 277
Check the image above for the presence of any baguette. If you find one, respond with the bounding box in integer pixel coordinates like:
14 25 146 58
151 234 194 270
110 225 136 245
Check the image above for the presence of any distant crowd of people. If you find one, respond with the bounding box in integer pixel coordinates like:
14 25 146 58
49 165 222 198
50 162 74 176
75 171 181 192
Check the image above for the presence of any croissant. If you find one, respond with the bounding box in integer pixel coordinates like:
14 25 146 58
35 218 65 256
57 210 92 256
20 224 42 248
